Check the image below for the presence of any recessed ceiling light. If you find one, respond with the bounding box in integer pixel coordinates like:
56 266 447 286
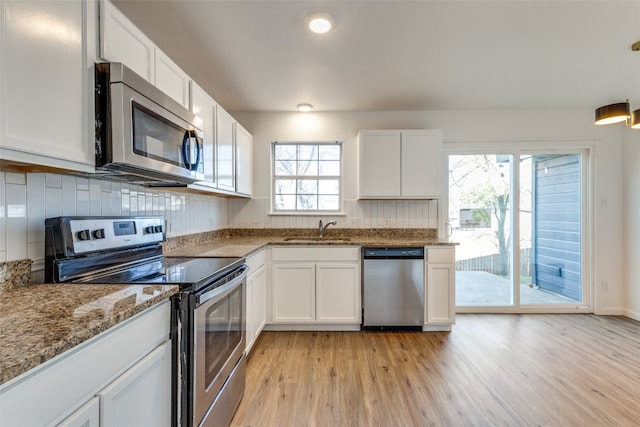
306 12 334 34
297 103 313 112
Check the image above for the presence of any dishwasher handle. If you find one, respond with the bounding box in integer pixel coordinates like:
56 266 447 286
362 247 424 259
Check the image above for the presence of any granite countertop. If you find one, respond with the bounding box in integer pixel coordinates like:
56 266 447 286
163 228 456 258
0 283 178 386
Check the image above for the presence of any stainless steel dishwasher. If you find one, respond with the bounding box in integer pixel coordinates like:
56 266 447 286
362 247 425 331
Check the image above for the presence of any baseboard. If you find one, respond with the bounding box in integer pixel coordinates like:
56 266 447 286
623 308 640 321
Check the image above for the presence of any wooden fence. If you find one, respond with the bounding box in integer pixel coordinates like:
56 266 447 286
455 248 532 276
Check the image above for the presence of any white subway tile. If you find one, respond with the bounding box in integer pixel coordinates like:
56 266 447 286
0 173 5 255
61 175 77 216
5 172 25 185
45 173 62 188
6 183 27 261
76 189 89 215
27 174 46 244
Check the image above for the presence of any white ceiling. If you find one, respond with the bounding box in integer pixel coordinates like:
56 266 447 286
112 0 640 114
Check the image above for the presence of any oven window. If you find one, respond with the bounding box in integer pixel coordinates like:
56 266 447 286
204 286 242 386
132 102 185 167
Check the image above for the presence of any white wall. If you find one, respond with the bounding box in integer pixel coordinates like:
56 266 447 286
622 130 640 320
0 172 227 268
234 108 625 315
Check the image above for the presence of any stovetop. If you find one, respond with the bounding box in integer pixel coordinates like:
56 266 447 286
80 256 245 286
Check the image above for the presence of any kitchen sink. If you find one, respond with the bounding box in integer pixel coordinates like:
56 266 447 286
282 236 352 243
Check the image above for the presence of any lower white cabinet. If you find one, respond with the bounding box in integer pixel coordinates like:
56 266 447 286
246 250 267 353
424 247 456 329
57 397 100 427
0 301 171 427
271 247 360 326
98 340 171 427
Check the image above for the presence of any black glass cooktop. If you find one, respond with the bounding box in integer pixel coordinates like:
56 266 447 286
80 256 244 286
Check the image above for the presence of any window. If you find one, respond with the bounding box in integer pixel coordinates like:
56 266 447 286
272 141 342 212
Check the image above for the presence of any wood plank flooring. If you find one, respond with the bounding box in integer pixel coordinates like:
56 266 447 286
231 314 640 426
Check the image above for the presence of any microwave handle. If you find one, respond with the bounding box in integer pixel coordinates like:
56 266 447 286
181 130 202 171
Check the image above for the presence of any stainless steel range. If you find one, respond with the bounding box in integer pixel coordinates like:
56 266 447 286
44 216 247 427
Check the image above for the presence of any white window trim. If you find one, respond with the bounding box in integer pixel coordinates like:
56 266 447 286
270 141 343 215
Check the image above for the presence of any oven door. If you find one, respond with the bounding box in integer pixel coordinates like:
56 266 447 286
192 266 247 426
105 80 205 183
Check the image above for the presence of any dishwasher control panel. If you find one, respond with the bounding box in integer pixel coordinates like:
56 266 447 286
362 247 424 259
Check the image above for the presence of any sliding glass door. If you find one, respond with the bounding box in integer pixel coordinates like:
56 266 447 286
448 150 588 311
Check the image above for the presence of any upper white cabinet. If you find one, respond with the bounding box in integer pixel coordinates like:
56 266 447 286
216 105 236 192
99 0 155 82
99 0 189 108
189 81 217 189
235 123 253 197
154 48 190 109
358 129 443 199
0 0 96 173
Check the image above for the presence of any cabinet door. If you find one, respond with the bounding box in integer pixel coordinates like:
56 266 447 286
99 0 155 82
190 82 216 187
246 264 266 353
154 48 190 108
99 340 171 427
1 0 94 172
425 248 456 324
216 106 236 192
272 263 315 322
235 123 253 197
316 263 361 323
57 397 100 427
358 130 401 198
401 130 442 198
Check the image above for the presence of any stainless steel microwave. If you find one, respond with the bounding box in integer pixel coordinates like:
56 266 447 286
95 62 204 185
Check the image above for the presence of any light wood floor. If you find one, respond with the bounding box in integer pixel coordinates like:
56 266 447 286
231 314 640 426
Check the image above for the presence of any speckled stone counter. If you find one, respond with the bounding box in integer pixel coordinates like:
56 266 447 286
0 283 178 386
164 228 456 258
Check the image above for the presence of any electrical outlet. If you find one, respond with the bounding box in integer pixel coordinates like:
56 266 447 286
350 217 360 226
383 218 391 227
602 281 609 292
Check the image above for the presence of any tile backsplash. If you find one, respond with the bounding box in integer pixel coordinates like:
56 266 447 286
0 171 438 268
0 172 228 265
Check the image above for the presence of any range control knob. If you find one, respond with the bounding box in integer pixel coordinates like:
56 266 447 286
77 229 91 241
144 225 155 234
92 228 106 239
154 225 163 234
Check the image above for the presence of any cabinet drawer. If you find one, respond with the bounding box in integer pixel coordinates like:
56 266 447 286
246 249 266 273
272 247 359 262
425 247 455 263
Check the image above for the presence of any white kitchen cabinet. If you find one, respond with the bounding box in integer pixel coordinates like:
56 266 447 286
216 106 236 192
99 340 171 427
0 301 171 427
246 250 267 353
154 48 190 108
57 397 100 427
0 0 95 173
99 0 155 82
271 247 361 327
424 247 456 330
235 123 253 197
189 81 217 189
272 262 316 322
316 263 360 323
100 0 190 108
358 129 443 199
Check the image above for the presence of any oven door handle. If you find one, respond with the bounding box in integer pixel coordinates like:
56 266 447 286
196 266 247 307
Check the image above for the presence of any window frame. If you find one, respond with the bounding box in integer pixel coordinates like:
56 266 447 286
271 141 343 214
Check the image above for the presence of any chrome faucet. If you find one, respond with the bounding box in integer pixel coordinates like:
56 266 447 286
318 219 337 238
